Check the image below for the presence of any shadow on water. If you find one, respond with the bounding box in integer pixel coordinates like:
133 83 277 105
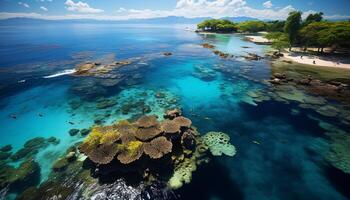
325 166 350 199
240 101 326 137
178 158 244 200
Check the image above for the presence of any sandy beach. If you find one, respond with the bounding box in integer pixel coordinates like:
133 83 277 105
282 53 350 69
245 35 271 44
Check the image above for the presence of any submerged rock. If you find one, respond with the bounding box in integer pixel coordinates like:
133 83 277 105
11 137 56 161
69 128 80 136
0 158 40 192
0 145 12 152
325 131 350 174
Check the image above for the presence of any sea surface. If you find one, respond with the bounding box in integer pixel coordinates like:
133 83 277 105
0 23 349 200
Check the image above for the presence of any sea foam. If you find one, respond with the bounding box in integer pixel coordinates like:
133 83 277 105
43 69 76 79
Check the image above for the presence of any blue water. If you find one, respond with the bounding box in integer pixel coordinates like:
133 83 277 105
0 23 349 200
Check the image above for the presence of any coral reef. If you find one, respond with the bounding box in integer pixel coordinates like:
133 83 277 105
168 158 196 189
202 132 236 156
0 158 40 192
76 111 218 190
0 145 12 152
161 120 181 134
74 60 131 76
325 131 350 174
143 136 172 159
11 137 59 161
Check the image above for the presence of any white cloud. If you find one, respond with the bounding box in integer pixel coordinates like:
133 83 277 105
18 2 30 8
65 0 104 13
1 0 339 21
40 6 48 11
263 1 273 8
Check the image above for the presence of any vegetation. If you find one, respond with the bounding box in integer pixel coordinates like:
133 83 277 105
300 21 350 52
197 12 350 53
266 20 285 32
265 32 290 52
197 19 236 33
236 21 267 32
284 11 302 50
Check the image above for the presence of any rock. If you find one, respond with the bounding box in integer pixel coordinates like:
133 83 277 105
163 52 172 56
0 151 11 160
269 78 281 84
69 129 80 136
47 137 60 145
65 152 76 162
80 128 90 136
2 158 41 192
273 73 286 79
52 157 69 172
298 78 311 85
201 43 215 49
0 145 12 152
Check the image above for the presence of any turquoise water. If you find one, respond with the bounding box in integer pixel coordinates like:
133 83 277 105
0 24 349 199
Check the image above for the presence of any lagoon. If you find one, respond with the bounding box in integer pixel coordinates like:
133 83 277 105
0 23 349 200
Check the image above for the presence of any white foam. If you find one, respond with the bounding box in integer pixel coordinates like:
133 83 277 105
43 69 76 79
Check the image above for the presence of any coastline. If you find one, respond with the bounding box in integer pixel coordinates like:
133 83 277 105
244 35 271 44
281 53 350 69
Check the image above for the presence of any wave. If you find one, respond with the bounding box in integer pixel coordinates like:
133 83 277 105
43 69 76 79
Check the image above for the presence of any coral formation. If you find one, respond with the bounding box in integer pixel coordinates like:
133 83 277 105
161 120 181 134
325 131 350 174
0 144 12 152
0 158 40 192
202 132 236 156
143 136 172 159
173 116 192 128
164 108 182 120
168 158 196 189
135 115 159 128
11 137 59 161
75 111 236 192
135 125 162 141
117 141 144 164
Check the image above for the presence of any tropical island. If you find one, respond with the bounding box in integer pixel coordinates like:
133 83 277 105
197 11 350 68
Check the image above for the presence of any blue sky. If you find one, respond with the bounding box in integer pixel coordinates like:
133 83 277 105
0 0 349 20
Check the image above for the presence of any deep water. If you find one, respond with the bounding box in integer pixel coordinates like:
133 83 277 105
0 23 349 200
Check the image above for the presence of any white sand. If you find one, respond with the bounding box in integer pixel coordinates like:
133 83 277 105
282 53 350 69
245 36 271 44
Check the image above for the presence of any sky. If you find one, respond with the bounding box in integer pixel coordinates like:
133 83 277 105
0 0 349 20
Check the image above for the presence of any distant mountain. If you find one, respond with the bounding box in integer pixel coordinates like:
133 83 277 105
221 16 260 22
0 16 262 25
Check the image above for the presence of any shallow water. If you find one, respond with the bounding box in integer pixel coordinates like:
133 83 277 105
0 24 349 200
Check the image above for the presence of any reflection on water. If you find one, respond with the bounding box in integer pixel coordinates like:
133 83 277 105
0 24 349 200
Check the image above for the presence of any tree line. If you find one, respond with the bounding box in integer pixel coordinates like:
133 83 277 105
197 12 350 53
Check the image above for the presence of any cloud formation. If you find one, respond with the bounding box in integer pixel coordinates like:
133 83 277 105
40 6 48 11
1 0 349 21
18 2 30 8
65 0 104 13
263 1 273 8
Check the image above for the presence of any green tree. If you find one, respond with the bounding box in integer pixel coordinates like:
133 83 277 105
304 12 324 25
266 20 285 32
299 21 328 51
284 11 302 51
265 32 290 52
236 21 267 32
197 19 236 33
317 22 350 52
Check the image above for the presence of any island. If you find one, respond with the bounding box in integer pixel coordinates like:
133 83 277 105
196 11 350 68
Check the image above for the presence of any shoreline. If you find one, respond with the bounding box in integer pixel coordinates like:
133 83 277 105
281 53 350 69
244 35 271 44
